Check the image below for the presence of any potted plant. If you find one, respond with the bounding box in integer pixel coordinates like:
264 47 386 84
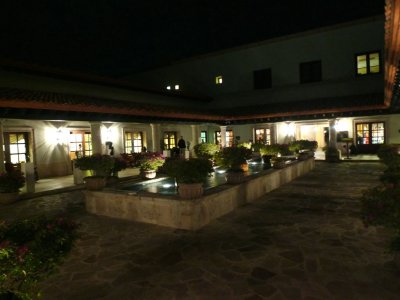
215 146 253 184
0 216 79 299
270 156 288 169
163 158 213 199
138 152 165 179
74 154 115 190
107 156 129 186
324 146 341 162
0 170 26 205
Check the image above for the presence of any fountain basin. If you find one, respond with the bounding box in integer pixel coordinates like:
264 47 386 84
85 158 314 230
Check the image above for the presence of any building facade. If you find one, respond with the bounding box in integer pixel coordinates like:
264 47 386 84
1 4 400 180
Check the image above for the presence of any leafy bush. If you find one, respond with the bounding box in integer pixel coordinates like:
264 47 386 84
360 144 400 252
74 154 115 177
215 147 252 171
193 143 220 160
0 216 79 299
259 144 293 156
289 140 318 153
163 158 213 184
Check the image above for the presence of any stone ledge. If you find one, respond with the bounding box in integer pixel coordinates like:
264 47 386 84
85 158 315 230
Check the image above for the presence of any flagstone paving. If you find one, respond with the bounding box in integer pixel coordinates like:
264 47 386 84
1 162 399 299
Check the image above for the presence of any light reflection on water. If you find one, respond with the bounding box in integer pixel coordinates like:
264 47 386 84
120 161 266 195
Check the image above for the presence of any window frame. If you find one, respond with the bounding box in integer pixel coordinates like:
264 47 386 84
355 122 385 145
215 130 233 147
124 131 143 153
200 130 208 143
355 50 381 76
69 130 92 159
163 131 177 150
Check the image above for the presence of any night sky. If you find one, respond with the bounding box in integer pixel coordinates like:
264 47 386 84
0 0 384 77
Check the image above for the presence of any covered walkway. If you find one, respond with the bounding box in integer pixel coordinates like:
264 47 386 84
1 161 398 299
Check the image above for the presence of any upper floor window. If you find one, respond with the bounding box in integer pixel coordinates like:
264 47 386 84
215 75 223 85
356 51 380 75
166 84 180 90
299 60 322 84
253 69 272 89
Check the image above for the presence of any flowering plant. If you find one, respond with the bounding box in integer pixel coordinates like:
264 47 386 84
139 152 165 171
74 154 115 176
0 216 79 299
0 171 26 193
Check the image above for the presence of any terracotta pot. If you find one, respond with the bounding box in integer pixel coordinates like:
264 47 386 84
178 183 203 199
226 171 245 184
0 192 19 205
240 163 249 172
84 176 106 190
141 170 157 179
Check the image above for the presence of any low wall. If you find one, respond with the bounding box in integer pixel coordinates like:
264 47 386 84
85 158 315 230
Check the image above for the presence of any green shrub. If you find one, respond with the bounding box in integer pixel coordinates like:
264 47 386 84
215 147 252 171
288 140 318 153
163 158 213 184
193 143 220 160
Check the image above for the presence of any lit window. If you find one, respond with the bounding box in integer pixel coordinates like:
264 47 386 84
215 76 223 85
163 131 177 149
356 51 380 75
166 86 171 90
255 128 271 144
356 122 384 145
174 84 180 90
215 130 233 146
200 131 207 143
125 131 143 153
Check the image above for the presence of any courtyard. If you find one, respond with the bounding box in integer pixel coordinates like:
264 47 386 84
1 161 399 299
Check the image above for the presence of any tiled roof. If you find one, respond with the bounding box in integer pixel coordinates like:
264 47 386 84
0 87 388 124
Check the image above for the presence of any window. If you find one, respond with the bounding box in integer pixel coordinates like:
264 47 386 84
166 84 180 90
253 69 272 89
3 132 30 164
356 122 385 145
356 51 380 75
255 128 271 144
125 131 143 153
163 131 176 149
200 131 207 143
299 60 322 83
69 131 92 160
215 75 223 85
215 130 233 147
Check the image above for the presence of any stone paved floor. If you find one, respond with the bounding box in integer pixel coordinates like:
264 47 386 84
1 162 399 300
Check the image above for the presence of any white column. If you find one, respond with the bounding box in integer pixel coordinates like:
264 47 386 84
90 122 103 154
150 123 160 152
0 120 5 173
220 126 227 148
191 125 200 149
328 119 337 148
21 162 35 193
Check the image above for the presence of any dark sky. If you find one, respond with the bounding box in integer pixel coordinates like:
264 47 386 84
0 0 384 77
